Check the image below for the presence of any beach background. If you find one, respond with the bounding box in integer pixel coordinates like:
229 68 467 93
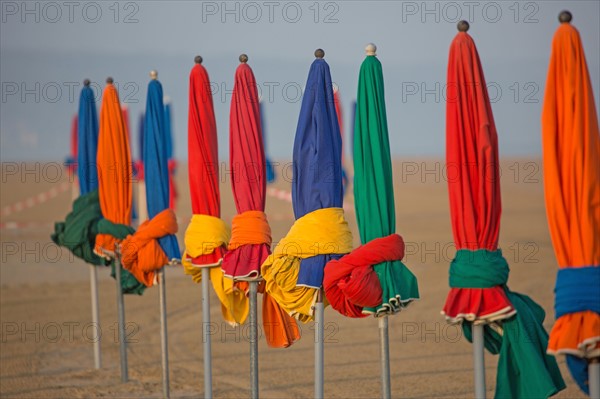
0 160 588 398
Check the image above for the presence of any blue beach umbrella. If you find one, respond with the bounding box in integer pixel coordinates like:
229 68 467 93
143 73 180 260
77 79 99 194
293 50 345 290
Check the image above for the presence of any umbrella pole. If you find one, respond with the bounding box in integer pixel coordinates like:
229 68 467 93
590 358 600 399
379 316 391 399
159 268 170 398
89 264 102 369
315 289 324 399
472 323 486 398
201 267 212 399
114 247 129 382
249 280 259 399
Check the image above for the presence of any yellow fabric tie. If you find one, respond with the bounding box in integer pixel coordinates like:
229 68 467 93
182 214 247 325
261 207 353 322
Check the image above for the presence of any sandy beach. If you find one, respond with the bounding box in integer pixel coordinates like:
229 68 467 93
0 160 587 398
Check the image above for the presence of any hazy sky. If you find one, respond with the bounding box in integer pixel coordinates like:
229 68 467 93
1 1 599 161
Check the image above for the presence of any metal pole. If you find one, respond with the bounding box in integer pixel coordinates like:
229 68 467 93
90 264 101 369
590 358 600 399
379 316 391 399
314 289 324 399
249 280 259 399
159 268 170 398
202 267 212 399
114 248 128 382
472 324 486 399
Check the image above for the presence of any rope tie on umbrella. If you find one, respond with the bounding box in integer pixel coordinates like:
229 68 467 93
450 249 566 399
120 209 178 287
261 207 353 323
228 211 272 248
323 234 406 318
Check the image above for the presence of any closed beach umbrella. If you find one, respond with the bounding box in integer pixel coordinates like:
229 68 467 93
77 80 99 194
350 44 419 316
542 11 600 396
183 56 245 325
261 49 353 323
142 72 180 261
94 77 133 256
222 55 299 349
441 22 564 398
66 115 78 177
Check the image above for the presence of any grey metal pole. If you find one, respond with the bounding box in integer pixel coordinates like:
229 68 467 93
379 316 391 399
89 264 102 369
159 268 170 398
314 289 324 399
472 324 486 398
590 358 600 399
249 280 259 399
114 248 128 382
202 267 212 399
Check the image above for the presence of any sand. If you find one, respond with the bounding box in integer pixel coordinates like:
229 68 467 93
0 160 587 398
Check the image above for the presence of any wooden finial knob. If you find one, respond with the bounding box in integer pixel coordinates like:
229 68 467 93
239 54 248 63
83 79 90 87
559 11 572 23
150 70 158 80
314 48 325 59
457 20 469 32
106 77 114 84
365 43 377 56
194 55 203 64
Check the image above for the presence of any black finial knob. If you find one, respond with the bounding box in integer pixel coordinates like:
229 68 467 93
314 48 325 59
239 54 248 63
83 79 90 87
457 20 469 32
559 11 572 23
106 77 114 84
194 55 203 64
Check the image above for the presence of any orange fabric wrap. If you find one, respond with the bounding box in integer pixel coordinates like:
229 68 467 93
227 210 271 249
121 209 178 286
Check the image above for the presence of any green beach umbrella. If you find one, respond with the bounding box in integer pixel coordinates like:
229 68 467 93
354 44 419 315
354 43 419 398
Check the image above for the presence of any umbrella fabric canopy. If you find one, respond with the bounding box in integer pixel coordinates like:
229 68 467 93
121 77 181 287
164 102 178 210
221 59 299 346
258 101 276 183
51 190 145 295
77 83 99 194
442 30 564 398
94 80 133 257
142 78 180 261
542 19 600 394
261 53 353 323
340 51 419 317
183 59 246 325
135 113 144 180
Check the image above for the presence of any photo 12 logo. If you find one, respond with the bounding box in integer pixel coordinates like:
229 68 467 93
1 1 140 24
200 1 340 24
401 1 540 24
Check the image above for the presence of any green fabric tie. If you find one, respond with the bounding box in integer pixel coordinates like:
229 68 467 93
451 249 565 398
51 190 146 295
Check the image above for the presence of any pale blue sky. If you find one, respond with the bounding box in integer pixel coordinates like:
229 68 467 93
1 1 599 161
